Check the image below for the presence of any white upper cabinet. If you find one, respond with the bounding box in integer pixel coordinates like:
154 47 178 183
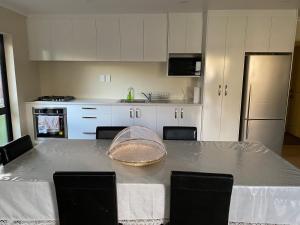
51 16 73 60
168 13 202 53
168 13 186 53
27 17 52 60
245 16 271 52
143 14 167 62
186 13 203 53
245 10 297 52
120 14 144 61
72 16 97 61
269 15 297 52
96 15 121 61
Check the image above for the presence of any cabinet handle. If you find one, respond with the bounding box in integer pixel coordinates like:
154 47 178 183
218 85 222 96
130 108 134 118
175 109 178 119
225 84 228 96
82 107 96 110
181 108 183 119
136 108 141 118
82 132 96 135
82 116 97 119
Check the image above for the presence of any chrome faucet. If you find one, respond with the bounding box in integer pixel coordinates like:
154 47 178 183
141 92 152 102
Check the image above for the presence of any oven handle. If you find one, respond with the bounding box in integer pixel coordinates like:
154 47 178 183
33 113 66 116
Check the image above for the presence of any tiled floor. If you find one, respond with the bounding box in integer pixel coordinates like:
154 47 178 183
282 133 300 168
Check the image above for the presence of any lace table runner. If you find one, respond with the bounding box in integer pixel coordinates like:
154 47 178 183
0 220 290 225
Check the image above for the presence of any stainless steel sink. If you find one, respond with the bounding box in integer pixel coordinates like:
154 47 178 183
120 99 148 103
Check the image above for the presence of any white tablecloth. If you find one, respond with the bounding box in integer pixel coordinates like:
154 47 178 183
0 140 300 225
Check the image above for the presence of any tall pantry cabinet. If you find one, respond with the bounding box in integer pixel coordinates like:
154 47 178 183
202 12 247 141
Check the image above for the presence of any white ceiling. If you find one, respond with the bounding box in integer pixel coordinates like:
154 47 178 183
0 0 299 15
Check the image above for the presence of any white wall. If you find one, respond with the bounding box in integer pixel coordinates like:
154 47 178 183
0 7 40 137
39 61 198 100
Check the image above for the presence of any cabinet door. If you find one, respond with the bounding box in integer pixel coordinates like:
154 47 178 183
134 106 157 131
168 13 186 53
179 106 202 140
220 16 247 141
202 15 227 141
27 17 52 60
120 15 143 61
72 16 97 61
269 16 297 52
156 106 179 138
51 17 73 60
245 16 271 52
143 14 167 61
67 105 112 139
111 106 134 126
96 15 121 61
186 13 203 53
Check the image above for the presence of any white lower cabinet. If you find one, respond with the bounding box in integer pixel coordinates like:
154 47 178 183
67 105 111 139
111 106 156 131
156 105 202 140
66 104 201 140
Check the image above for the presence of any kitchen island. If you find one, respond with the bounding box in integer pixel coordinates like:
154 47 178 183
0 140 300 225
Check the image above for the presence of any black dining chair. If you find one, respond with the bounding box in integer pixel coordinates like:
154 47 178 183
53 171 119 225
169 171 234 225
96 126 126 139
163 127 197 140
0 135 33 165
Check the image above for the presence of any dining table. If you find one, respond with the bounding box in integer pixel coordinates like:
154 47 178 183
0 139 300 225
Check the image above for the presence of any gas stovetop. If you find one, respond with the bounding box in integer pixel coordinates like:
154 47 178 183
36 96 75 102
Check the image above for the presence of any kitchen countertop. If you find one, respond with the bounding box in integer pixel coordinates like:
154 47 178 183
25 98 202 106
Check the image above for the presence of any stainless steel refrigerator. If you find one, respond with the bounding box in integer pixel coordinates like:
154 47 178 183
239 54 292 154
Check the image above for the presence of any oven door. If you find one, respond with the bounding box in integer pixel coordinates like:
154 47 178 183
33 108 67 139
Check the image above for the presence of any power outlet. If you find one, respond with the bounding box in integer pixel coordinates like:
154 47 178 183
99 74 106 82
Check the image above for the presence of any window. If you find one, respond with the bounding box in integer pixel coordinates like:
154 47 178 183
0 34 13 145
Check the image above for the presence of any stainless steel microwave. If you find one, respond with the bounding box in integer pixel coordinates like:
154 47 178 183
168 54 202 77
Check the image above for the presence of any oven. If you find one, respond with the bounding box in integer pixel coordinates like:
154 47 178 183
33 108 68 139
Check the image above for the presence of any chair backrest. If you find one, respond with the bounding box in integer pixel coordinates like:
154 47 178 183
163 127 197 140
170 171 234 225
96 126 126 139
53 171 118 225
0 135 33 165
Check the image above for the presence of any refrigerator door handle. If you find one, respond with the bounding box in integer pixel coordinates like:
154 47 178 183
246 84 252 120
245 119 249 139
245 84 252 140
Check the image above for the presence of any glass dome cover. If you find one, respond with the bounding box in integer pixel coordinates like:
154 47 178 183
107 126 167 166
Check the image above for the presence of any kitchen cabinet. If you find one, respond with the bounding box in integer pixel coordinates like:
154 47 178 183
68 105 111 139
202 13 246 141
143 14 167 61
51 16 73 60
245 11 297 52
269 15 297 52
111 106 156 131
111 106 134 126
27 16 52 60
245 16 271 52
72 16 97 61
156 105 202 140
168 13 202 53
96 15 121 61
120 14 144 61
